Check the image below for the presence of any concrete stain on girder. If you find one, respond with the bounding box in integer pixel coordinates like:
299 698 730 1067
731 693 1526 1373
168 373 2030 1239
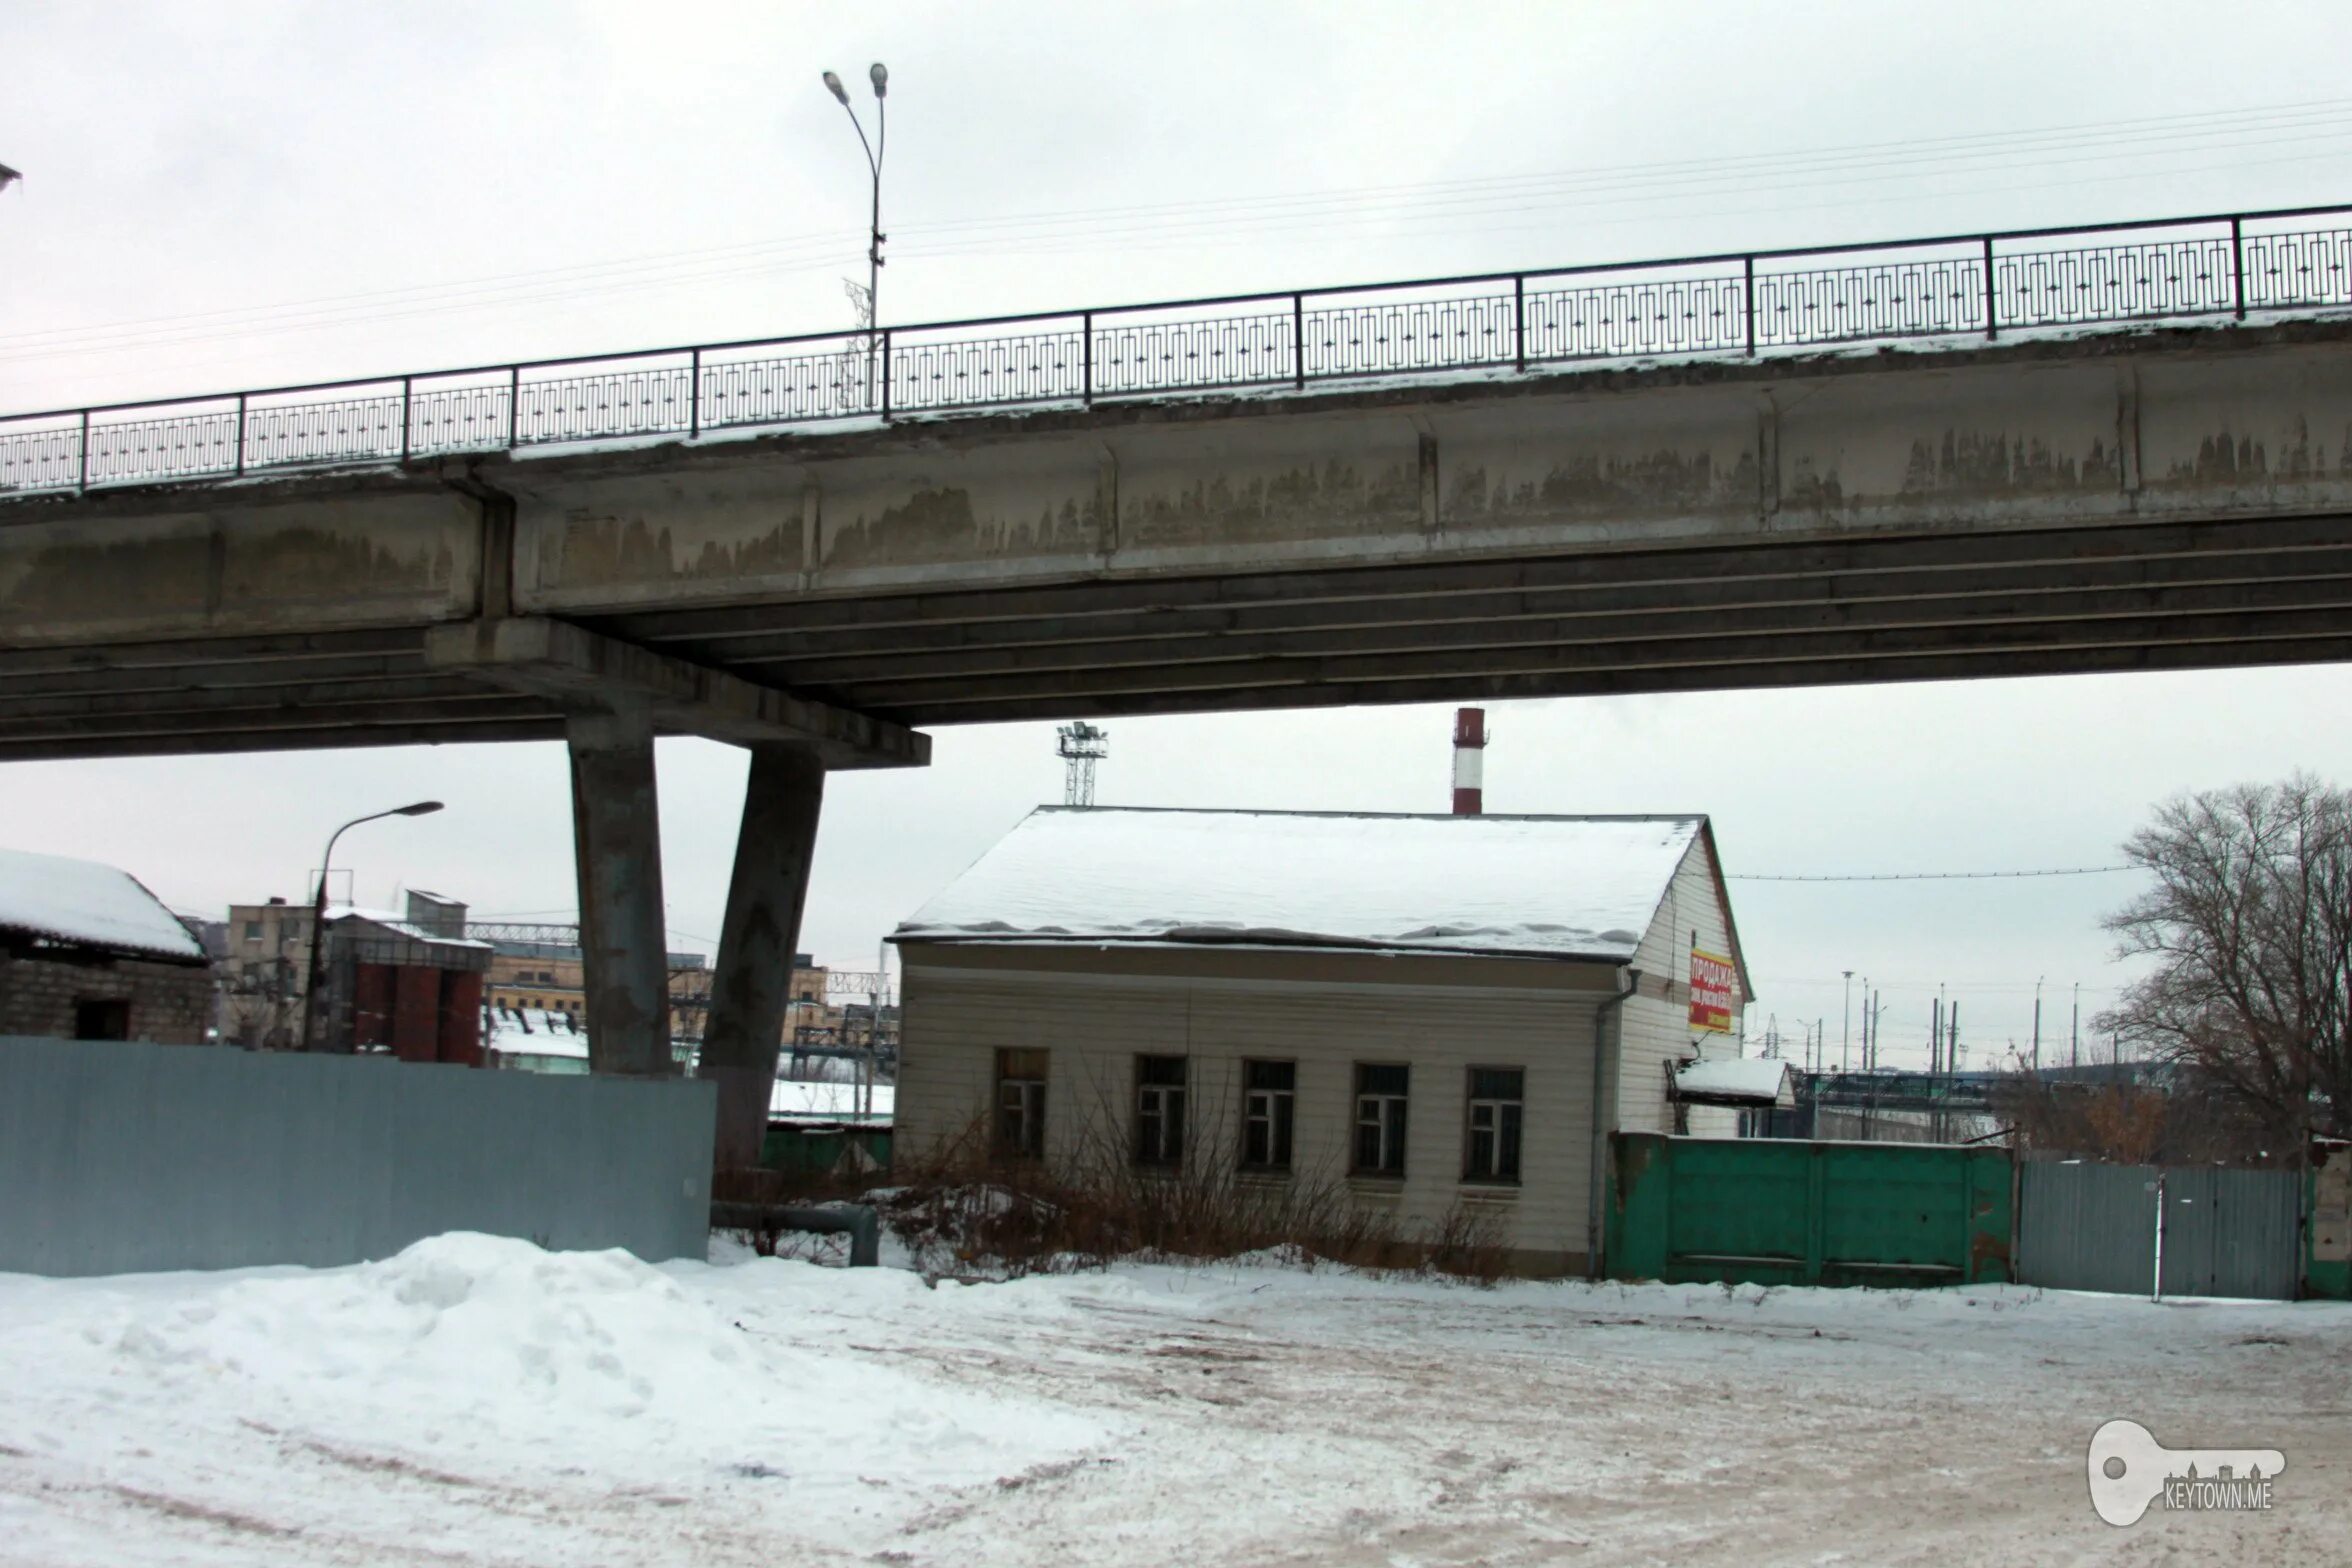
1123 459 1417 548
1898 431 2119 496
1445 448 1749 522
3 522 459 641
822 485 1102 569
554 512 798 584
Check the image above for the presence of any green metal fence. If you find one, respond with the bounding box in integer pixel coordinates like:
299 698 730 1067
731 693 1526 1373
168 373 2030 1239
759 1123 893 1180
1607 1132 2013 1287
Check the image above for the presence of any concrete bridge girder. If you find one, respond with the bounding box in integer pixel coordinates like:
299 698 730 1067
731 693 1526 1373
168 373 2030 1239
10 318 2352 1139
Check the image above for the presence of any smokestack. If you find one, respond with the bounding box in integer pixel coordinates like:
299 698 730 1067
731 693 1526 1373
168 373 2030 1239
1451 707 1486 815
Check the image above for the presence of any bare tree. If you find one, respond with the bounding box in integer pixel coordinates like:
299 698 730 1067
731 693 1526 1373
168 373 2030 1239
2101 775 2352 1148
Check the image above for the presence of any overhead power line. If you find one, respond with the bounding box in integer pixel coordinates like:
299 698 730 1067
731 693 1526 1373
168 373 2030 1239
1731 865 2138 883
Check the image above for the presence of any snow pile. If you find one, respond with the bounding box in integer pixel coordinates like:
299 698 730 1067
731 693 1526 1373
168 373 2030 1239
0 845 205 961
18 1233 1102 1489
899 806 1704 961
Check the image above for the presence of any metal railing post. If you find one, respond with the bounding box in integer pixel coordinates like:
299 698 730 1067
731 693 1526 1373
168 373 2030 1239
880 329 893 420
1082 312 1094 405
1292 293 1306 391
1513 276 1526 372
689 349 703 438
1743 256 1757 356
2231 216 2247 320
399 377 413 463
234 393 248 476
1982 236 1999 339
77 409 90 493
506 366 521 449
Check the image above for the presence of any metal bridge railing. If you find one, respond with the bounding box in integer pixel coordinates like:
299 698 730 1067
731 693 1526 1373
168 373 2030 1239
5 203 2350 498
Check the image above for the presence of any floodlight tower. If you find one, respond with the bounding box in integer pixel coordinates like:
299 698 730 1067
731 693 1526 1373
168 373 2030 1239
1056 721 1109 807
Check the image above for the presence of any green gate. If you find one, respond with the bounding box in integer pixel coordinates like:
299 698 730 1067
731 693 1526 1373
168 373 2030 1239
1607 1132 2013 1287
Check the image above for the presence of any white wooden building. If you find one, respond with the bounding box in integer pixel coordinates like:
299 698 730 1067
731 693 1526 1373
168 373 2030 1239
890 807 1754 1276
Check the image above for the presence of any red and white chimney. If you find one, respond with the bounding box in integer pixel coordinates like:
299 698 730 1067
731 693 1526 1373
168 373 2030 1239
1451 707 1486 815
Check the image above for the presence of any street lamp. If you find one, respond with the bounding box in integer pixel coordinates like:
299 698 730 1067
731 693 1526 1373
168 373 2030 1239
301 800 443 1052
821 60 888 405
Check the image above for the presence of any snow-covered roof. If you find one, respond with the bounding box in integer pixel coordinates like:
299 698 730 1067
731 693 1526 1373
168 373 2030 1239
484 1007 588 1058
1673 1056 1792 1106
771 1078 894 1124
0 847 207 963
895 807 1707 963
325 904 492 952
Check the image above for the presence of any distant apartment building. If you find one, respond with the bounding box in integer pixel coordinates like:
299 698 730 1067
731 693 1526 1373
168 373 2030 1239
482 943 737 1044
0 847 213 1043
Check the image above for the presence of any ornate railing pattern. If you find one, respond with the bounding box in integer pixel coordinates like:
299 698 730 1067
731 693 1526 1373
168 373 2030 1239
6 203 2351 496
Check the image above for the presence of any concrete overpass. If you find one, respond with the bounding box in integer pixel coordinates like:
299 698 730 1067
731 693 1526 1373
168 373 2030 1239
6 205 2352 1161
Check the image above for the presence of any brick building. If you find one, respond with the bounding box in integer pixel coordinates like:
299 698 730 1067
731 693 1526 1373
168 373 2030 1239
0 847 213 1043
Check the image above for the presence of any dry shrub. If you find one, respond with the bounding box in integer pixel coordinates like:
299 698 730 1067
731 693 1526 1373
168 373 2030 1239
880 1113 1500 1284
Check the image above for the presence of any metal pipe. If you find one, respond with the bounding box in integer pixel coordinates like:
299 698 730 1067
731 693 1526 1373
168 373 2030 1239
1585 967 1642 1280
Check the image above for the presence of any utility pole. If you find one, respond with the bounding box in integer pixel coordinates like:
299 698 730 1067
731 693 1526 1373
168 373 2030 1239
2071 981 2081 1071
2032 976 2043 1073
1841 970 1854 1073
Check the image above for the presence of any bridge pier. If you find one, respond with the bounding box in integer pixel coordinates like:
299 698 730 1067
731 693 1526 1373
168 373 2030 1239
566 707 673 1077
700 743 827 1168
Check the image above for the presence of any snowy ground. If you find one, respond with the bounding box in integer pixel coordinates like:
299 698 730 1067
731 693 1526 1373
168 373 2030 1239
2 1235 2345 1567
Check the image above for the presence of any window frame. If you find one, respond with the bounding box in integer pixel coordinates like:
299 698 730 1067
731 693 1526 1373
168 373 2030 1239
994 1047 1048 1161
1133 1054 1189 1167
1352 1062 1410 1178
1240 1058 1297 1172
1462 1065 1525 1185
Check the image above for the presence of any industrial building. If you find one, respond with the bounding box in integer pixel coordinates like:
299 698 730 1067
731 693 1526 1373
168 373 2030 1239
221 890 490 1062
890 803 1753 1277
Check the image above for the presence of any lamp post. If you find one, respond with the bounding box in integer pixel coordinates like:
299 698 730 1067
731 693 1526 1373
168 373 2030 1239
821 61 888 407
1840 969 1854 1073
301 800 443 1052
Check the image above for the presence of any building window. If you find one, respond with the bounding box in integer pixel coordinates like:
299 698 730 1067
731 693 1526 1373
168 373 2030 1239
1354 1063 1409 1177
73 998 130 1041
242 920 263 942
996 1048 1047 1159
1134 1054 1188 1166
1464 1067 1524 1184
1242 1059 1295 1171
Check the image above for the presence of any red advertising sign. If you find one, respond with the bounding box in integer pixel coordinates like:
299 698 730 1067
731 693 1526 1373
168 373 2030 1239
1689 947 1736 1033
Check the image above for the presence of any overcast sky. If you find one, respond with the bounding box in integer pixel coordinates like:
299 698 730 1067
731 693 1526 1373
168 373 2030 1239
7 0 2352 1069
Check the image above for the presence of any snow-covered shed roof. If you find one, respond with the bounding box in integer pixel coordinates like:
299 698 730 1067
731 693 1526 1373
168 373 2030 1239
895 807 1714 963
0 847 208 964
325 904 493 953
1673 1056 1793 1107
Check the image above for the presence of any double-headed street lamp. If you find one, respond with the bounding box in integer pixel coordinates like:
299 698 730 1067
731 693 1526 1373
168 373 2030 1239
821 61 888 403
301 800 443 1052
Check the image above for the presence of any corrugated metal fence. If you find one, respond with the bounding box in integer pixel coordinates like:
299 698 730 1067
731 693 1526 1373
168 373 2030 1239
2016 1161 2301 1300
0 1035 715 1276
1607 1132 2013 1287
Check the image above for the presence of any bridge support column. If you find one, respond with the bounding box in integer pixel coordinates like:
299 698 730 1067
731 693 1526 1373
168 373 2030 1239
567 707 673 1077
701 743 826 1169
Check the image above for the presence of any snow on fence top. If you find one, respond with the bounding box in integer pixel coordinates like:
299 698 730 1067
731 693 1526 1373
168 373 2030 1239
0 846 206 963
897 807 1706 962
